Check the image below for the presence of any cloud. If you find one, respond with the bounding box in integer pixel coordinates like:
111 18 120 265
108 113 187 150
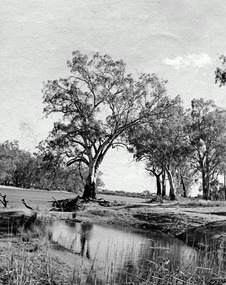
163 53 212 69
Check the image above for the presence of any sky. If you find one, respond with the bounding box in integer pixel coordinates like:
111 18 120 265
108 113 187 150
1 0 226 193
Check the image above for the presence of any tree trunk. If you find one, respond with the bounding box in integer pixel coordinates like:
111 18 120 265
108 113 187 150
161 170 166 197
82 167 97 199
202 169 209 200
156 174 161 196
181 175 187 198
149 168 162 196
224 172 226 201
165 168 176 200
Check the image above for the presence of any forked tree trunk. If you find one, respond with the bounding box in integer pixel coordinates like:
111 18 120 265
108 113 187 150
150 169 162 196
82 167 97 199
149 168 162 196
82 152 105 199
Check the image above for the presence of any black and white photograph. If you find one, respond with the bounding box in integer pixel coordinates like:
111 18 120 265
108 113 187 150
1 1 226 284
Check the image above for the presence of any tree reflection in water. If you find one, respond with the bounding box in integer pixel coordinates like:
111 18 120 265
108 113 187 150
49 220 226 282
80 222 93 258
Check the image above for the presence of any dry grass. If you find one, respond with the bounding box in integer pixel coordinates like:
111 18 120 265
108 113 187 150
0 225 91 285
177 198 226 208
1 223 226 285
1 186 226 284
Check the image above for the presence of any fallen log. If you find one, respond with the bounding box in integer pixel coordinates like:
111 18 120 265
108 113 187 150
49 196 111 212
49 196 83 212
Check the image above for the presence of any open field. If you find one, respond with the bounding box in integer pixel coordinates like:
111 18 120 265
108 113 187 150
97 193 146 203
0 186 76 211
0 186 146 211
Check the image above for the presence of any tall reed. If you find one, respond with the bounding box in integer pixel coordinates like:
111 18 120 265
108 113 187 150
1 224 226 284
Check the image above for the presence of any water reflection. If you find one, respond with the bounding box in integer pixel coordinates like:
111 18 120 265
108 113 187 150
80 222 92 258
49 220 199 276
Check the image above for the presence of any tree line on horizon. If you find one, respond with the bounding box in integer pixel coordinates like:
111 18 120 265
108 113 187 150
1 51 226 200
0 140 104 193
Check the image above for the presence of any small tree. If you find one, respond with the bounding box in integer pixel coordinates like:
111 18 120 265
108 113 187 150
42 51 172 199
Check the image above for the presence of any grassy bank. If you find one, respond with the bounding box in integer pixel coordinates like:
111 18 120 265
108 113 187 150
0 225 93 285
1 186 226 284
1 224 226 284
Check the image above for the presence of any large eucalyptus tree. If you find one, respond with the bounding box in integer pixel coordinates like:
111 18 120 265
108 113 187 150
42 51 172 198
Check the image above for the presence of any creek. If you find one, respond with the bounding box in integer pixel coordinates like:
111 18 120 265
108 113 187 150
47 220 223 278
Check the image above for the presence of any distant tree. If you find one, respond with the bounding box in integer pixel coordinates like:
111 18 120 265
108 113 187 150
0 140 95 193
34 147 85 192
0 141 20 185
13 151 36 188
0 141 37 188
129 96 187 200
42 51 173 199
184 99 226 200
142 190 151 197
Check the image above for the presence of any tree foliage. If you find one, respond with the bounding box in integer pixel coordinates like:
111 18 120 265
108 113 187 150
0 140 93 193
128 96 226 200
185 99 226 199
0 141 20 185
42 51 173 199
128 96 190 200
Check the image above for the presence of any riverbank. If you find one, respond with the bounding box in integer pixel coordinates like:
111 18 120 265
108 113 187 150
75 201 226 248
1 186 226 284
0 226 94 284
1 183 226 247
15 195 226 247
0 203 226 284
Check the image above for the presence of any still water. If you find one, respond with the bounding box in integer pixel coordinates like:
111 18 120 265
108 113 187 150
49 220 202 276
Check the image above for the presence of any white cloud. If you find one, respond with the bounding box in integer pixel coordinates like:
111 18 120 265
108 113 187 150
163 53 212 69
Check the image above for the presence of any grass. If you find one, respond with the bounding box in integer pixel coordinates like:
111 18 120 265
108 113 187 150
1 186 226 284
1 223 226 285
0 217 226 285
176 198 226 208
1 243 57 284
0 185 144 211
0 186 77 211
0 225 86 285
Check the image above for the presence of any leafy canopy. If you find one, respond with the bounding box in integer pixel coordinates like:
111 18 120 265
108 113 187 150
42 51 172 171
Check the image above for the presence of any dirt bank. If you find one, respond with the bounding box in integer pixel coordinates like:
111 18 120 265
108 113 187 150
75 202 226 247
